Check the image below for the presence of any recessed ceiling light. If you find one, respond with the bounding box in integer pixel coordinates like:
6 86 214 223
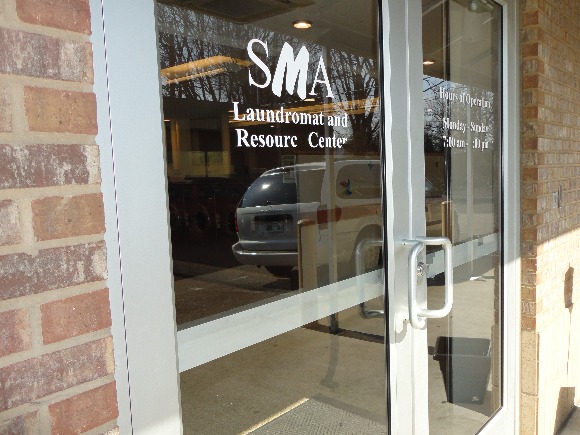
293 20 312 29
304 98 316 102
423 59 435 65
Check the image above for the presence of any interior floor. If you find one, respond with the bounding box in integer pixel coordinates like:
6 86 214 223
176 260 497 434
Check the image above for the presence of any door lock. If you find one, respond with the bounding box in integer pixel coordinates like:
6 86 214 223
416 261 428 277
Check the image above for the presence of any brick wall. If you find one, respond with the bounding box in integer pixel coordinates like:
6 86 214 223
521 0 580 433
0 0 118 433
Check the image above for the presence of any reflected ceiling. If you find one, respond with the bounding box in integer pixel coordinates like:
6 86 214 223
158 0 498 96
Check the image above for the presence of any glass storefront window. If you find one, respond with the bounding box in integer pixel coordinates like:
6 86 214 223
156 1 386 432
158 0 382 323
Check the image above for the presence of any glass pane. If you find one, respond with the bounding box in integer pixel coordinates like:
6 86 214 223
156 1 385 431
422 0 503 433
180 302 386 434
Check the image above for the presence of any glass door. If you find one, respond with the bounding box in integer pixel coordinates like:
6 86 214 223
423 0 504 432
384 0 518 433
94 0 518 432
156 1 388 433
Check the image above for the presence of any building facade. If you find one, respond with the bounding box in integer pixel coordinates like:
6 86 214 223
0 0 578 433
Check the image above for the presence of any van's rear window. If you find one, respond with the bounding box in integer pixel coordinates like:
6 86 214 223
240 168 324 207
240 173 297 207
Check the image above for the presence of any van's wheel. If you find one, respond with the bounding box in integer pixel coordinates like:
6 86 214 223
187 204 210 241
265 266 294 277
168 202 186 237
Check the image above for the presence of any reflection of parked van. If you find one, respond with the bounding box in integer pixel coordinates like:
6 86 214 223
232 161 453 277
232 160 382 278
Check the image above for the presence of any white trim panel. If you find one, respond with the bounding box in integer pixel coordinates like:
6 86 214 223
177 270 383 372
426 233 499 277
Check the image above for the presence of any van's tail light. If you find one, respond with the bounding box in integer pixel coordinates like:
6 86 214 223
234 210 239 233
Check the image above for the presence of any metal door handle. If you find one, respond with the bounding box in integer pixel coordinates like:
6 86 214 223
355 238 384 319
402 236 453 329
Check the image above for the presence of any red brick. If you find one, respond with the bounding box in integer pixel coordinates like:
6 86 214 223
0 144 97 189
0 28 93 83
49 382 118 434
522 300 537 316
521 285 537 301
16 0 91 34
522 168 539 182
522 120 543 136
0 309 31 357
0 86 11 132
0 200 21 246
522 42 539 57
41 289 112 344
522 137 539 150
32 193 105 241
523 10 540 26
0 412 38 434
0 242 107 301
0 338 113 411
522 26 538 44
522 58 544 76
24 87 97 134
521 241 538 257
522 228 539 243
521 183 538 199
522 75 539 89
522 315 537 330
523 106 539 119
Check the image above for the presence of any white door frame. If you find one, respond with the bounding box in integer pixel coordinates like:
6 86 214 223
381 0 430 432
90 0 182 433
90 0 520 433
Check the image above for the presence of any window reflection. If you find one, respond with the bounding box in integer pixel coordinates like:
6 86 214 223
158 0 382 326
